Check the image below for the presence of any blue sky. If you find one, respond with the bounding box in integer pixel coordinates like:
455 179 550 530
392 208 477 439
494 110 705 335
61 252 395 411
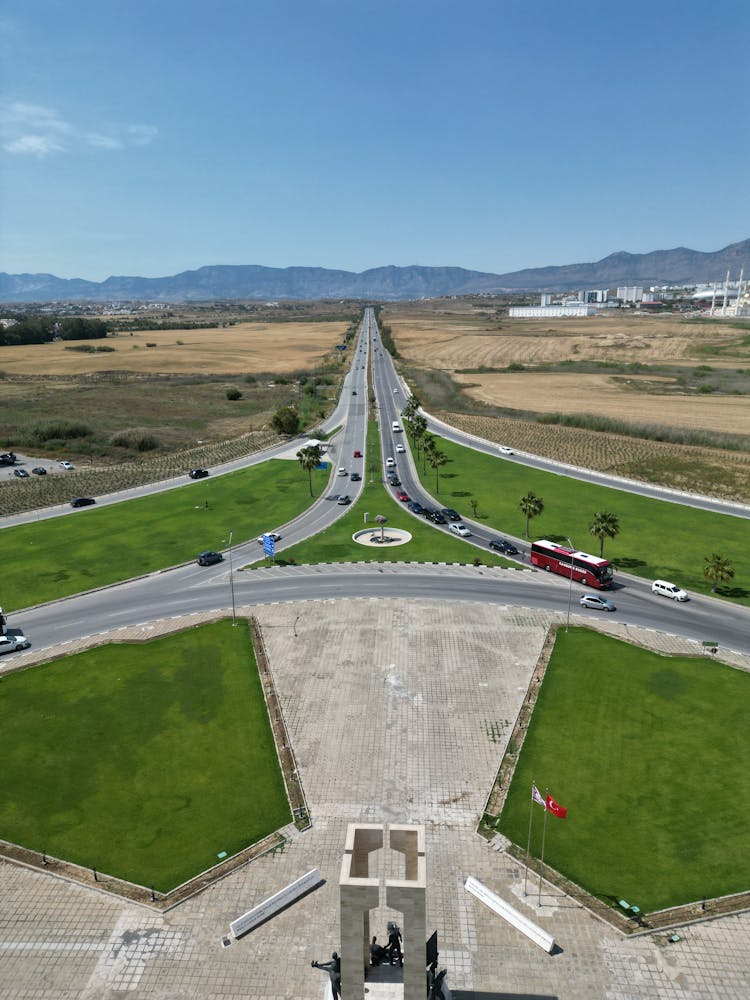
1 0 747 279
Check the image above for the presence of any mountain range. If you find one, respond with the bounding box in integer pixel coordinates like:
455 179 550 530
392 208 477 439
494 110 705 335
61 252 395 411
1 239 748 303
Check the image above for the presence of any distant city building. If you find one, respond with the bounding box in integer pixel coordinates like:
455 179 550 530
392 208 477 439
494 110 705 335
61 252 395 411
617 286 644 303
509 304 597 317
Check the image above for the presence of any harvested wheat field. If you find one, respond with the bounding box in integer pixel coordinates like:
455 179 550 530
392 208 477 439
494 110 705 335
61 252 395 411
0 321 348 376
385 307 749 369
455 371 750 435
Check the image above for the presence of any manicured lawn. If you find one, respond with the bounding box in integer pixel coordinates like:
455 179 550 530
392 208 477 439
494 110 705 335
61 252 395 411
0 620 291 891
498 629 750 911
2 460 327 611
275 421 513 568
412 433 750 603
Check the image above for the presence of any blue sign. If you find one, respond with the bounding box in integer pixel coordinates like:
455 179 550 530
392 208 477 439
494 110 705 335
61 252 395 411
262 534 276 557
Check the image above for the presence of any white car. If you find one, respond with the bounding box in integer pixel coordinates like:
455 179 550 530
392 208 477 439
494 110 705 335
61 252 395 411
395 443 405 453
385 457 395 467
449 523 472 537
651 579 688 601
59 461 75 470
337 467 348 477
257 532 282 544
498 446 514 455
0 633 30 654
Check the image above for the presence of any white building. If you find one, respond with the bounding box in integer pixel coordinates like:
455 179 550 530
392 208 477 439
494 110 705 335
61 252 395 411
509 304 597 318
617 286 644 303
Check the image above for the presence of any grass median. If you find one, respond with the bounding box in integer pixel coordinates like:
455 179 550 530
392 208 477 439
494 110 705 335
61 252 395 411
0 619 291 892
270 421 514 568
1 460 328 611
411 433 749 604
498 628 750 912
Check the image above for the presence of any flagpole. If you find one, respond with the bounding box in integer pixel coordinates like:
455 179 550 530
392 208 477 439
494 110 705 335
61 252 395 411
538 786 549 905
524 783 535 896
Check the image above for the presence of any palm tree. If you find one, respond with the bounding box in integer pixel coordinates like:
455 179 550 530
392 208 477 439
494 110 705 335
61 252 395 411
375 514 388 542
422 433 435 472
589 511 620 558
296 444 322 497
703 553 735 593
402 395 420 422
409 414 427 459
519 492 544 539
428 448 447 493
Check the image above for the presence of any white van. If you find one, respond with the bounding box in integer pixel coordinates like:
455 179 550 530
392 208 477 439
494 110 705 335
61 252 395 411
651 579 688 601
392 421 402 432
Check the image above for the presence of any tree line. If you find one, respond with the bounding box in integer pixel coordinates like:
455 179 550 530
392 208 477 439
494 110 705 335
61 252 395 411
0 315 109 346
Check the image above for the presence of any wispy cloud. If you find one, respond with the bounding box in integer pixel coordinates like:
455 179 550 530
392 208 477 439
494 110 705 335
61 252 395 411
0 99 157 157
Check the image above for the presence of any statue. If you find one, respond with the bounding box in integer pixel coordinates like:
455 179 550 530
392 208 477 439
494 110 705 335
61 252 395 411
369 936 386 966
386 922 402 967
312 951 342 999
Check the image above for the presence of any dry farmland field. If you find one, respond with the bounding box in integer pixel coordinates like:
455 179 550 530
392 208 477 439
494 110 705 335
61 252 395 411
381 300 750 502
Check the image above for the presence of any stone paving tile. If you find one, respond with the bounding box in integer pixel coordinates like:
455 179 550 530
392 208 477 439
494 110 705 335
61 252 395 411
0 599 748 999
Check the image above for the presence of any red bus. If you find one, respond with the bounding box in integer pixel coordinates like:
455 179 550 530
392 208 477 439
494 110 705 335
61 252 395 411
530 540 613 589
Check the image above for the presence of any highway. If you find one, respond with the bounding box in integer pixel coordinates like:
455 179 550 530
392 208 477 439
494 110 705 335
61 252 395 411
4 306 750 659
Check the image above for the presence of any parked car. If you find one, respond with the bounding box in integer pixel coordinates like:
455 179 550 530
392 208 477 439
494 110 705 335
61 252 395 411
395 443 405 453
0 633 30 655
31 467 47 475
197 550 223 566
489 538 519 555
59 461 75 470
70 497 96 508
350 472 361 482
498 446 514 455
441 508 461 521
188 468 209 479
449 522 472 537
579 594 616 612
13 468 29 478
257 532 282 544
407 501 424 515
651 579 689 601
337 494 351 505
396 491 410 502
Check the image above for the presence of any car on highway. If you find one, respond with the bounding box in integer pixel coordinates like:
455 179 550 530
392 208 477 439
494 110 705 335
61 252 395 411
426 510 446 524
393 387 399 393
407 501 425 515
70 497 96 508
395 443 405 453
353 450 362 458
59 461 75 470
350 472 361 482
188 468 209 479
498 446 514 455
338 467 348 476
651 579 689 601
13 468 29 478
352 390 357 395
257 532 282 544
0 633 30 655
386 475 401 487
197 550 223 566
489 538 519 555
396 490 410 502
32 467 47 475
441 508 461 521
386 457 395 467
579 594 617 612
449 522 472 537
337 494 351 505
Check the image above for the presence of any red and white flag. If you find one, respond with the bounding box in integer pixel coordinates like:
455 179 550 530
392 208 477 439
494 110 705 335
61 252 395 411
545 794 568 819
531 783 546 808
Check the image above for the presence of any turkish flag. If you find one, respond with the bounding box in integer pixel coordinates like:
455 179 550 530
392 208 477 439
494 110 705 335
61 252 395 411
546 794 568 819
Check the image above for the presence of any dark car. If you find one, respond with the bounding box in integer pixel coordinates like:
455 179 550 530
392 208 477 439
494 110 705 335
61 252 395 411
352 390 357 395
407 501 424 515
31 467 47 475
350 472 361 482
489 538 520 555
188 468 209 479
427 510 446 524
70 497 96 508
441 508 461 521
13 468 29 478
387 476 401 487
420 507 434 518
197 550 223 566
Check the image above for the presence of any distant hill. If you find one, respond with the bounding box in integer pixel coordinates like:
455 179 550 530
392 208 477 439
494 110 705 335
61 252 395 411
1 239 748 303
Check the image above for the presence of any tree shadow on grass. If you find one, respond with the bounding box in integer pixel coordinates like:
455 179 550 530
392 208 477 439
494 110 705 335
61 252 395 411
613 557 647 569
714 585 750 599
451 490 472 497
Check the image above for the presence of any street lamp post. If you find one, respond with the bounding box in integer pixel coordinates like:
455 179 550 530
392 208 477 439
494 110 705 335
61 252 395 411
228 530 237 626
566 537 574 632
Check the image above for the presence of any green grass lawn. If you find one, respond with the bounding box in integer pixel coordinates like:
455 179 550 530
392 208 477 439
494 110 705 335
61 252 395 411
274 421 513 568
2 460 327 611
0 620 291 891
498 629 750 911
412 433 750 604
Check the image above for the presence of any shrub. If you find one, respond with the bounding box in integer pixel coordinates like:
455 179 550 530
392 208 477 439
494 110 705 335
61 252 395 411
226 388 242 400
28 420 92 444
145 342 157 348
110 430 160 452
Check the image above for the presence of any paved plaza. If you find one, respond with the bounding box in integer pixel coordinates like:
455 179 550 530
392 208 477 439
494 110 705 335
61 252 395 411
0 598 748 999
